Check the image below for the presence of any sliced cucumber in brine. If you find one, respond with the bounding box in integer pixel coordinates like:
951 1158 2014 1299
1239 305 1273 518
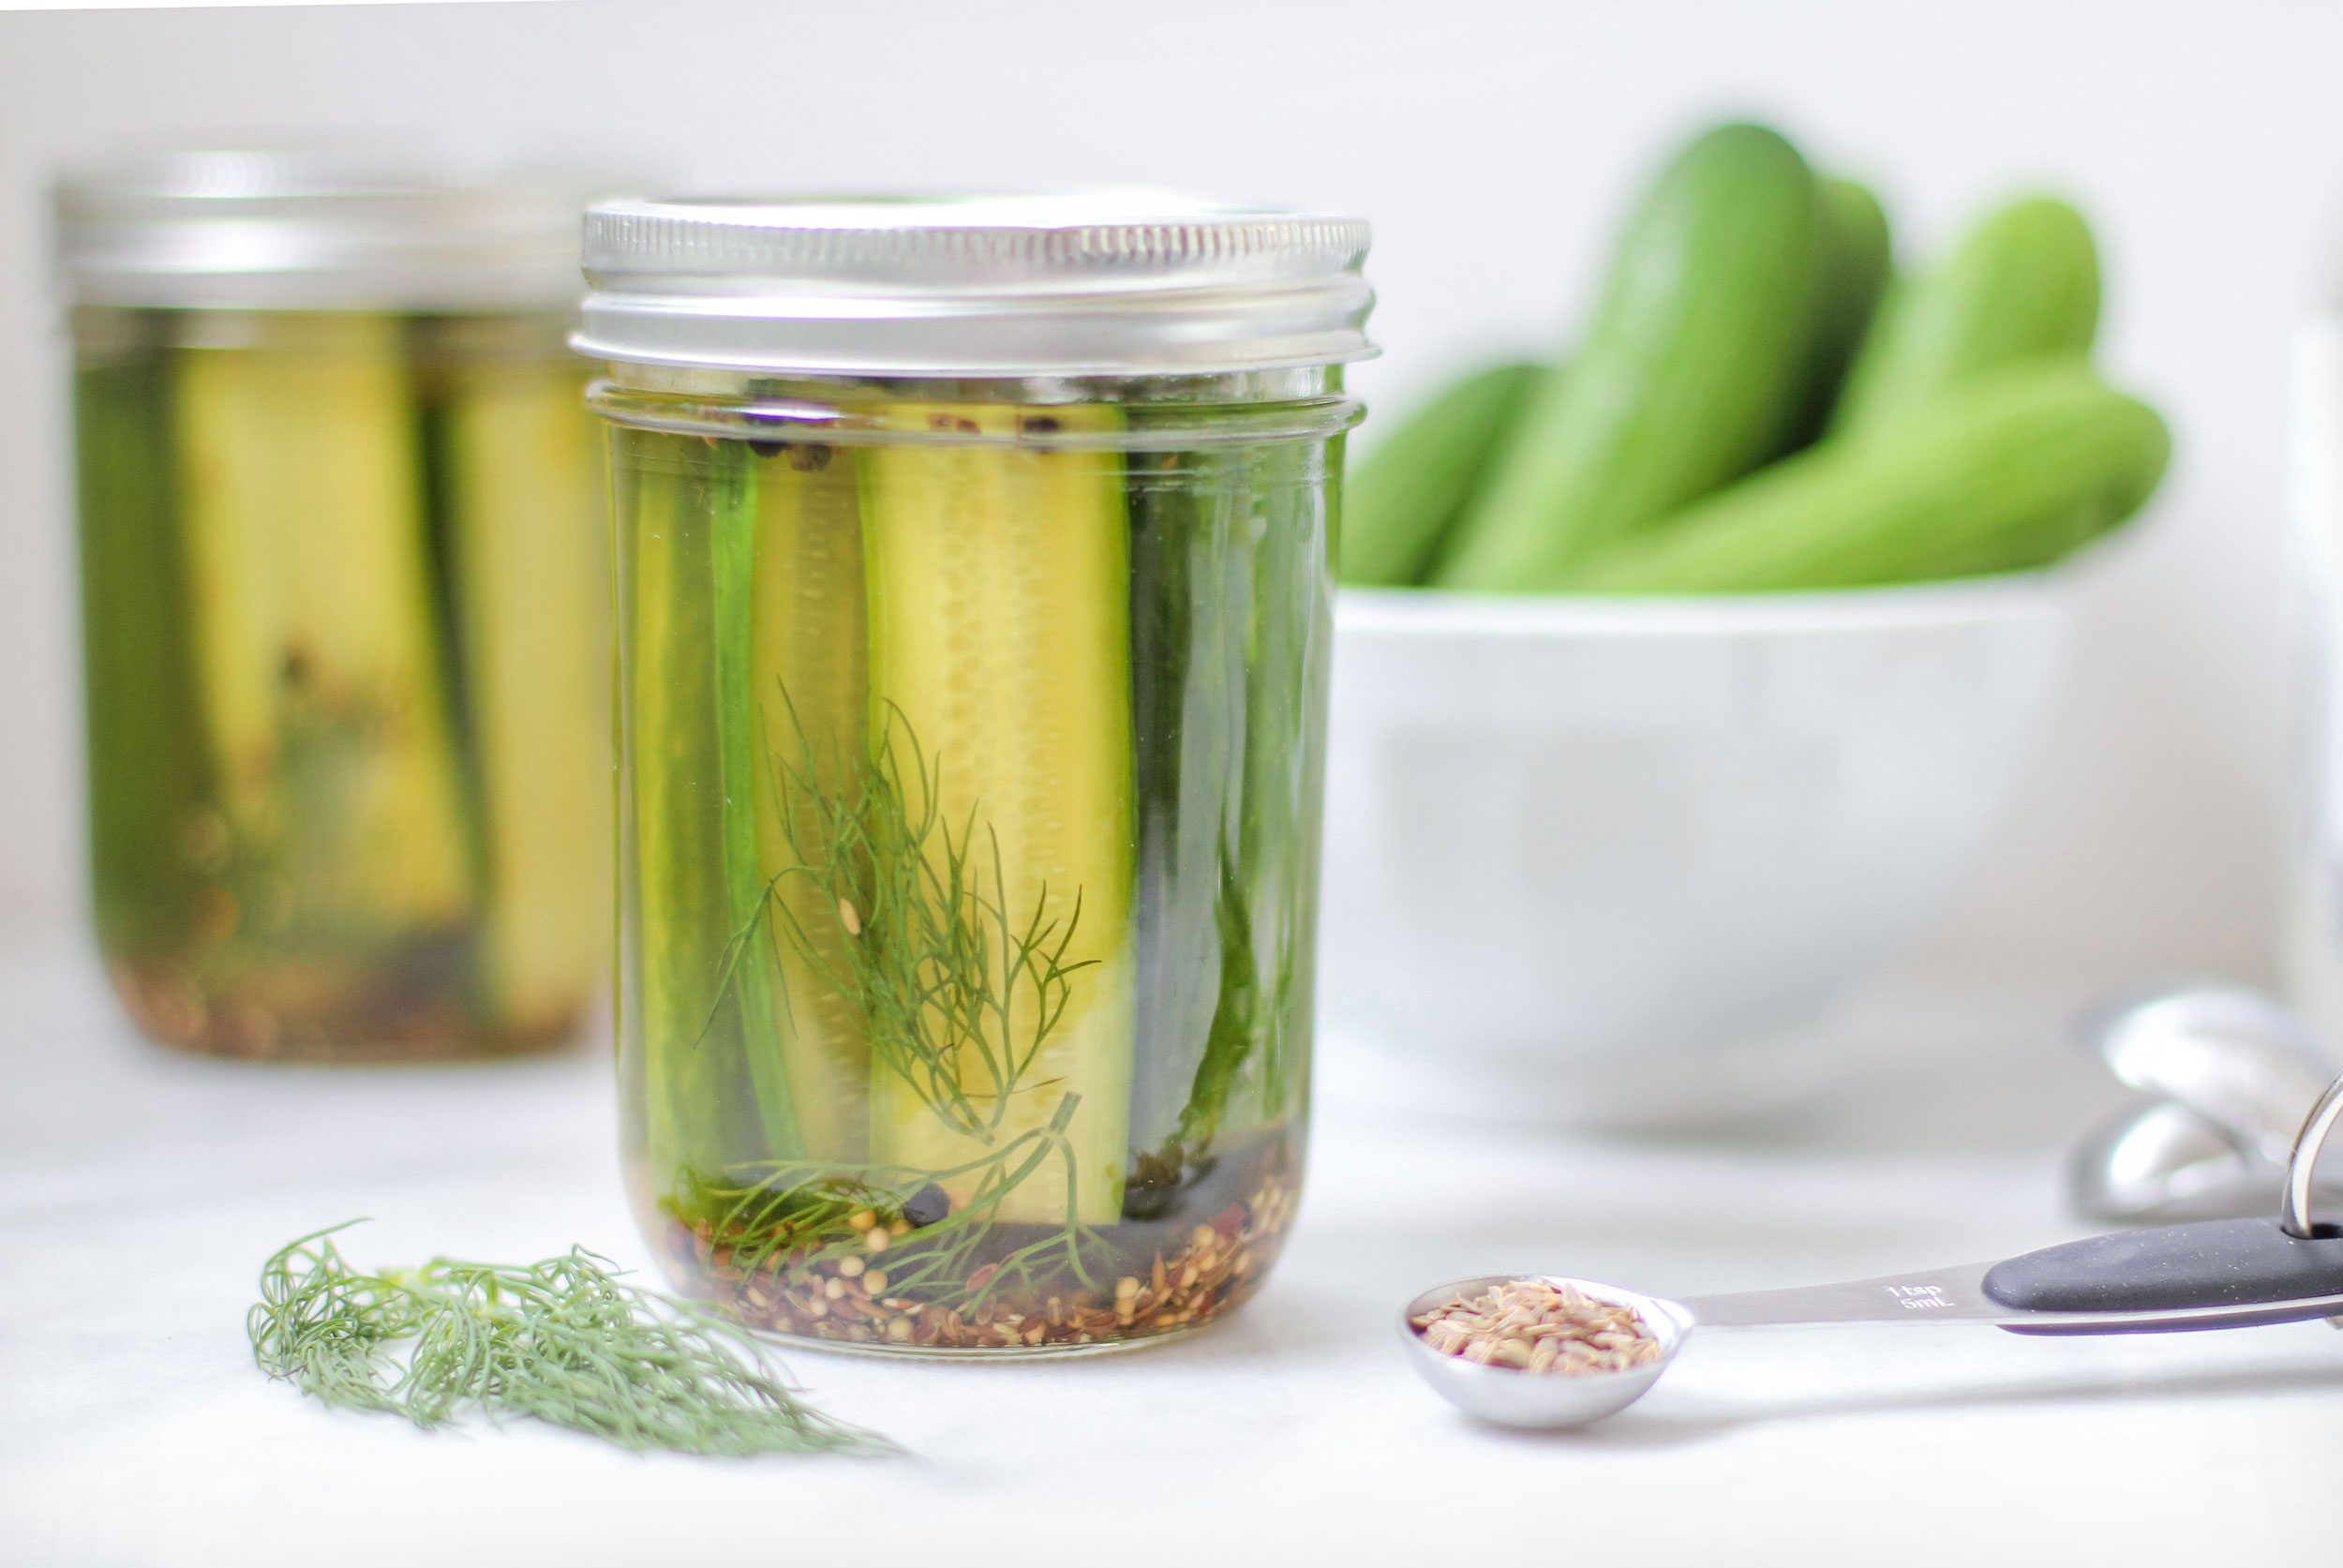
1124 444 1250 1161
76 336 213 959
624 434 800 1177
859 404 1137 1227
173 315 470 929
1238 435 1337 1124
748 439 872 1163
441 357 606 1036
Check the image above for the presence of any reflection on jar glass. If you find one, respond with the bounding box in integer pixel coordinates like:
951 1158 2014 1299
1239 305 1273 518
58 153 618 1059
582 195 1373 1353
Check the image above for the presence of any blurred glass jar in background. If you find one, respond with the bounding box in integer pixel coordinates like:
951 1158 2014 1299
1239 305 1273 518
55 152 614 1059
578 196 1371 1351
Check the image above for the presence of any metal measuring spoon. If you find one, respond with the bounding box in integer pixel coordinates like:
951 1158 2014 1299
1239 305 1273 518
1405 1075 2343 1432
2070 982 2343 1222
2069 1099 2266 1220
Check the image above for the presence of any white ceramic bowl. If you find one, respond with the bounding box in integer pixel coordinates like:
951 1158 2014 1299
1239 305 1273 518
1316 576 2074 1127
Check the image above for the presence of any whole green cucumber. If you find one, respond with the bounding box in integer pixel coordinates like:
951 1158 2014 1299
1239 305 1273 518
1339 359 1539 587
1784 176 1893 447
1435 123 1827 591
1569 364 2168 593
1832 194 2099 436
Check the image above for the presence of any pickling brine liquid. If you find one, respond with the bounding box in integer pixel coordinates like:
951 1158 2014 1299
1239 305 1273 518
75 308 609 1058
608 394 1338 1351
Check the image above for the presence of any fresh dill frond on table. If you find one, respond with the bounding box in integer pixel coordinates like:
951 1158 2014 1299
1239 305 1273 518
247 1222 889 1456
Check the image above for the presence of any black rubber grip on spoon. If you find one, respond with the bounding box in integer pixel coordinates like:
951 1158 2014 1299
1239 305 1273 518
1983 1217 2343 1333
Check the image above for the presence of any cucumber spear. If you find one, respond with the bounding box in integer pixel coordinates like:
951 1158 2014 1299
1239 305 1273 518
858 404 1137 1227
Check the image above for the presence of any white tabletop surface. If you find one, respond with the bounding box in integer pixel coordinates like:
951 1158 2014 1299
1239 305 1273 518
3 940 2336 1567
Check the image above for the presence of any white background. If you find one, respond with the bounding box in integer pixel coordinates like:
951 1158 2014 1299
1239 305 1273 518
0 0 2332 985
5 948 2337 1567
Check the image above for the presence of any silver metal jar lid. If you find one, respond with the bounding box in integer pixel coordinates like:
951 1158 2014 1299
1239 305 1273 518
54 148 622 311
575 192 1376 377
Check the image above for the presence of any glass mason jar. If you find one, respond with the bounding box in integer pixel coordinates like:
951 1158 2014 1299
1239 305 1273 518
56 152 616 1059
580 196 1374 1352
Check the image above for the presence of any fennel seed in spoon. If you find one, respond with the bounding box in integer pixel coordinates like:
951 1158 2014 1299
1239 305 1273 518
1412 1277 1663 1375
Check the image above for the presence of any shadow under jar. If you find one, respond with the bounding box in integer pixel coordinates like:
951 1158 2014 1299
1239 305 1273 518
57 152 617 1059
579 195 1375 1353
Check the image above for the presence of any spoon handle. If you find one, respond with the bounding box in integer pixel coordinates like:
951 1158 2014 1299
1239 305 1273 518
1679 1217 2343 1336
1982 1216 2343 1333
1678 1262 2009 1328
